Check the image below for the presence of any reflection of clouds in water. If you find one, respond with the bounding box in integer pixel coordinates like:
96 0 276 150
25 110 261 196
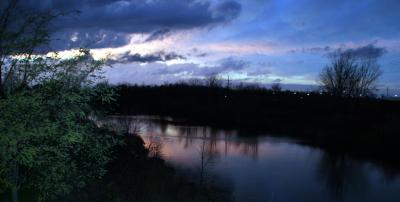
110 116 312 164
103 115 400 202
154 124 262 160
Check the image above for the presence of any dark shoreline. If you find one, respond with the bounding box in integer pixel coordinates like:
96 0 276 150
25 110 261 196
108 84 400 167
55 133 233 202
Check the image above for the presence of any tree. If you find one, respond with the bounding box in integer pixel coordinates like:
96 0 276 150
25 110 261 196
0 0 55 97
319 51 382 97
187 78 204 86
271 83 282 92
206 74 222 88
0 1 118 201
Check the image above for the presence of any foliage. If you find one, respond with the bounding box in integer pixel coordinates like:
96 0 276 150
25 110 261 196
0 1 119 201
319 51 382 97
0 50 119 201
58 135 233 202
0 0 56 96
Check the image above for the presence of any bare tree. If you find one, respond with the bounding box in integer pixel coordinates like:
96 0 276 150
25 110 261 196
187 78 204 86
206 74 222 88
319 51 382 97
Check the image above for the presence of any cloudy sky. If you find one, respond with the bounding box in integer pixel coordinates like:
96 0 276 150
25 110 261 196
15 0 400 89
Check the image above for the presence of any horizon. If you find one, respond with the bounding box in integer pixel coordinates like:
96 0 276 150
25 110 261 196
112 80 400 97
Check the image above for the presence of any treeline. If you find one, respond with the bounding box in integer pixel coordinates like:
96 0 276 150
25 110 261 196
111 82 400 156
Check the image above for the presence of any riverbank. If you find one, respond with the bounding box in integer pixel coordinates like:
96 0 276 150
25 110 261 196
56 134 232 202
111 84 400 162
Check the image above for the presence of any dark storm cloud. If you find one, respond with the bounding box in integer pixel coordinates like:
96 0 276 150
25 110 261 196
107 51 185 65
52 30 131 50
8 0 242 50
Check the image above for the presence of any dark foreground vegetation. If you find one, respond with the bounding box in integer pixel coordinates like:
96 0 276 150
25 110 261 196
113 83 400 160
55 134 232 202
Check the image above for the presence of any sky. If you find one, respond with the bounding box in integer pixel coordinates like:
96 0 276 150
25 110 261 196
10 0 400 90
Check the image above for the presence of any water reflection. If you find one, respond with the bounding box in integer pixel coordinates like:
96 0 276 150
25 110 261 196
156 123 261 160
108 116 400 202
316 153 369 202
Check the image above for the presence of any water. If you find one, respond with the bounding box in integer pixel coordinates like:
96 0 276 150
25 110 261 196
107 115 400 202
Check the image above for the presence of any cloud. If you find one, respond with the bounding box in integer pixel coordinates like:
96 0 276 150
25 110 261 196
272 78 283 83
206 42 276 54
246 68 271 76
14 0 241 50
145 29 171 42
231 0 400 46
290 46 332 54
150 57 249 77
51 30 131 50
213 1 242 22
289 43 387 61
199 57 249 76
107 51 185 65
336 44 387 59
186 48 209 58
219 57 249 71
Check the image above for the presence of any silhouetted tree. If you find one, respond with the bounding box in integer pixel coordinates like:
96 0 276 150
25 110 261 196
236 82 262 90
0 0 56 97
319 51 382 97
188 78 204 86
206 74 222 88
271 83 282 92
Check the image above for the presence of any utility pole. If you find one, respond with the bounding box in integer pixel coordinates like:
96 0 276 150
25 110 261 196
387 87 389 97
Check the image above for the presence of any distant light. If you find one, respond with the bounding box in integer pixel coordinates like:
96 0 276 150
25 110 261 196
293 92 297 95
224 95 228 98
359 94 362 97
307 93 310 96
395 94 398 97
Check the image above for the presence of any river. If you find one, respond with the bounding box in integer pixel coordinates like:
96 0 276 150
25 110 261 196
106 115 400 202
